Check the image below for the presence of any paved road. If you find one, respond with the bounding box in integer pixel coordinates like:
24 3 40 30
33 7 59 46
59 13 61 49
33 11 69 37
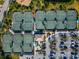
66 31 71 59
0 0 9 22
55 31 61 59
34 52 44 59
45 38 50 59
20 55 33 59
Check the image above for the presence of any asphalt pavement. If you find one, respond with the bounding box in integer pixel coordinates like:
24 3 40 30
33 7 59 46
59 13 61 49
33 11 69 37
20 31 79 59
0 0 9 22
45 38 50 59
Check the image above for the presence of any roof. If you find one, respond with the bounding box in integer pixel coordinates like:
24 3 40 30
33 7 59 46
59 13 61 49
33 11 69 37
13 12 23 22
16 0 32 6
67 10 77 21
14 34 23 44
23 34 33 44
23 34 33 53
44 21 57 30
46 11 56 21
36 21 45 30
12 11 77 31
11 22 21 31
22 44 33 53
35 11 45 21
13 43 22 53
67 21 76 29
2 33 34 54
3 43 12 53
22 22 33 31
12 12 34 32
56 21 65 29
13 12 33 22
23 12 33 22
3 34 13 44
56 10 66 21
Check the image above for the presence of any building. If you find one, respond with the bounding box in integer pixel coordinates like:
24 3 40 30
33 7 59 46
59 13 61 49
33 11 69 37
67 21 77 30
11 22 22 32
56 21 65 29
35 21 45 30
35 11 45 21
44 21 57 30
2 33 13 54
2 33 34 55
11 10 78 31
67 10 77 21
22 34 34 55
45 11 57 30
46 11 56 21
56 10 66 21
12 12 34 32
35 11 45 30
66 10 77 30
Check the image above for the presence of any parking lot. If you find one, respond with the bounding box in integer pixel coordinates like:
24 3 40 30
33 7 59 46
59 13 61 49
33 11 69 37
20 31 79 59
51 31 79 59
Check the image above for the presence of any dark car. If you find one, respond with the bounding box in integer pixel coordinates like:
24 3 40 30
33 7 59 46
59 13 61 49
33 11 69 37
42 43 46 49
42 50 46 56
70 40 79 49
59 41 67 49
75 44 78 48
70 43 75 49
75 41 79 48
70 52 78 59
70 40 75 49
63 56 67 59
70 32 77 38
60 52 67 59
49 51 56 59
59 33 66 38
59 41 65 49
48 35 56 42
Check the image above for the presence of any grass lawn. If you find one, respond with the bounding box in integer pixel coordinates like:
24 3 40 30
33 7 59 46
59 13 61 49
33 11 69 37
12 54 19 59
0 0 4 5
0 55 5 59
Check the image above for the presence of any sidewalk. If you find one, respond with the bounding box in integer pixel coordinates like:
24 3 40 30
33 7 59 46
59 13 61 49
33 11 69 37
45 38 50 59
0 0 9 22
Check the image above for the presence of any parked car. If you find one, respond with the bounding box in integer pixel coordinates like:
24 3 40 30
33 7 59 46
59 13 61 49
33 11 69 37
70 32 77 38
70 40 75 49
48 35 56 42
60 52 67 59
70 40 79 49
49 51 56 59
59 41 67 49
59 33 66 38
70 52 78 59
42 42 46 49
42 50 46 56
75 40 79 49
59 41 65 49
